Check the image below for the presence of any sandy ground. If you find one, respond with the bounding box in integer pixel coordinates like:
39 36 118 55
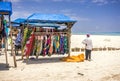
0 35 120 81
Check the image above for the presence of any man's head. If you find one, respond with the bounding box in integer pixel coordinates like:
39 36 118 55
86 34 90 37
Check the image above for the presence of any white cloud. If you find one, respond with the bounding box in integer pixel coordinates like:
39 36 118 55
92 0 108 5
110 0 120 3
11 11 31 20
7 0 21 3
34 0 42 1
91 0 120 5
51 0 120 4
60 9 72 14
52 0 85 3
72 16 91 22
7 0 43 3
52 0 75 2
52 0 63 2
55 9 91 22
92 0 107 3
64 13 91 22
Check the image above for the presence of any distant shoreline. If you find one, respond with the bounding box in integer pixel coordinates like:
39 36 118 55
72 32 120 36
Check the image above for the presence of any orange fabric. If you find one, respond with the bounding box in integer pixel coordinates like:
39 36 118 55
61 53 84 62
49 45 53 54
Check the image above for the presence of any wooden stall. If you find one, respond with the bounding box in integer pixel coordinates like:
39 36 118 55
21 13 77 60
0 1 17 67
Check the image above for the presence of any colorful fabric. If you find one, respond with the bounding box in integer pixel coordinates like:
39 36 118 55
64 36 68 53
49 35 53 54
23 33 69 57
24 32 35 57
60 35 64 54
61 53 84 62
15 32 22 46
3 20 9 37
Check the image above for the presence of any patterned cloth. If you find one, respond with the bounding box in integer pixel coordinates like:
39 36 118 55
15 32 22 46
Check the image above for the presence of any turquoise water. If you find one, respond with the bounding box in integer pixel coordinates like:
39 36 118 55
72 32 120 36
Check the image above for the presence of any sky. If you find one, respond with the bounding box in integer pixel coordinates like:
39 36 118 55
6 0 120 33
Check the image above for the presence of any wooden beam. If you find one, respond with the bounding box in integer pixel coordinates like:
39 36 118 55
66 23 73 57
34 31 68 35
21 24 24 60
9 15 17 67
4 38 9 67
0 12 10 15
1 15 9 67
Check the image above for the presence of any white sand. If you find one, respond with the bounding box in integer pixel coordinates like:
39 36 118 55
71 35 120 48
0 35 120 81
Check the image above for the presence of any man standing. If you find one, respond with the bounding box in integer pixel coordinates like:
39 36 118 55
82 34 93 61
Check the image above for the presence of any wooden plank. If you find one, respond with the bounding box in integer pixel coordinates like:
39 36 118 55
34 32 68 35
67 23 73 57
1 15 9 67
4 39 9 67
0 12 9 15
9 16 17 67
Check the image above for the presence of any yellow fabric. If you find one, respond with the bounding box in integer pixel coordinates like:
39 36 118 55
56 41 59 48
61 53 84 62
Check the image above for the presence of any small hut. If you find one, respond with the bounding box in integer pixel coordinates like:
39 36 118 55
22 13 77 60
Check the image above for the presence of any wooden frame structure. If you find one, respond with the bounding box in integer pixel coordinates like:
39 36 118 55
0 1 17 67
21 13 76 60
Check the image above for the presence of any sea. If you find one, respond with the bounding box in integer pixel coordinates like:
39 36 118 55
72 32 120 36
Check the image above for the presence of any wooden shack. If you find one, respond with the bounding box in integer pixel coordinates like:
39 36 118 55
22 13 77 60
0 1 17 67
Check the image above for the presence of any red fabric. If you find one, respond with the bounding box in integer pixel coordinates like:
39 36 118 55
24 33 35 57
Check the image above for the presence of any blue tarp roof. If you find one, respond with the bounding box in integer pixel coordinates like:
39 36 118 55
29 23 60 28
12 18 26 24
12 13 77 28
27 13 77 23
12 18 60 28
0 2 12 15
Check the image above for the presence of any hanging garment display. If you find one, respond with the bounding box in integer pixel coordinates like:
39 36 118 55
59 34 64 54
23 30 69 58
49 35 53 55
3 20 9 37
24 32 35 57
63 35 68 53
23 27 32 47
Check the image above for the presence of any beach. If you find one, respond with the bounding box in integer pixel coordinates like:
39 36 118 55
0 34 120 81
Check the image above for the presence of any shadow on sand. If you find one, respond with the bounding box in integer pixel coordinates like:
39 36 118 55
22 56 65 64
0 63 10 71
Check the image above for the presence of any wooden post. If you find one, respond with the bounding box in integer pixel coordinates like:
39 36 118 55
9 15 17 67
1 15 9 67
4 38 9 67
21 24 25 60
67 23 72 57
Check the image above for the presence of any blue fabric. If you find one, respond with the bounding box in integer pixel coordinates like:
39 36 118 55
11 18 26 28
29 23 60 27
27 13 76 23
11 23 20 27
7 23 20 28
15 32 22 46
0 2 12 15
13 18 26 24
4 20 9 37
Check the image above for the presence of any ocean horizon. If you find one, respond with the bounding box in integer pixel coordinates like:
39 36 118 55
72 32 120 36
